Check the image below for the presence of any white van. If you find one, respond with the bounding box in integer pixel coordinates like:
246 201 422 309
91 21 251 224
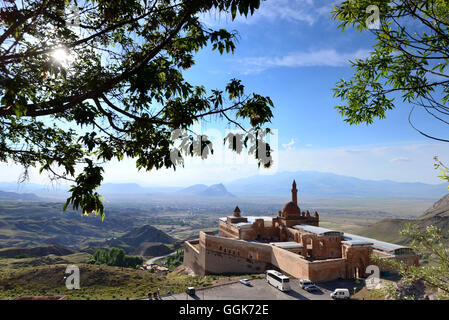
330 288 350 300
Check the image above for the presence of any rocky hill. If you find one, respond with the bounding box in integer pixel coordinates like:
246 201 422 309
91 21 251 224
179 183 235 198
133 242 173 256
200 183 235 197
179 184 208 194
0 244 74 258
419 194 449 220
105 224 176 254
358 194 449 245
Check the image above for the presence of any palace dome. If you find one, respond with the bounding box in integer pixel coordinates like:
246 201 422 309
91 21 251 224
281 201 300 216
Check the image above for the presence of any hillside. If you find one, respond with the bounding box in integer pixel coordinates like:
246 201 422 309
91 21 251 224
105 224 176 254
0 202 160 249
133 242 173 256
0 263 214 300
356 219 410 245
357 194 449 245
419 194 449 219
0 245 75 258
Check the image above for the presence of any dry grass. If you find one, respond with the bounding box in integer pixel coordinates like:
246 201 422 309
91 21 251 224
0 263 216 300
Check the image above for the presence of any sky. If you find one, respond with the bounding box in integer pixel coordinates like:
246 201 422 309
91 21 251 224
2 0 449 187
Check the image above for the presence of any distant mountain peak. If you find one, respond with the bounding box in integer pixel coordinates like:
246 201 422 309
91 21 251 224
179 183 235 198
200 183 235 198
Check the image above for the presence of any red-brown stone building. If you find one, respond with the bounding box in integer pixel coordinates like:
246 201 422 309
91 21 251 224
184 180 418 282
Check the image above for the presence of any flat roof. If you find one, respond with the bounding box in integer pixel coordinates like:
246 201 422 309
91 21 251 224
233 222 253 228
246 216 274 223
220 216 274 224
293 224 411 254
270 241 303 249
343 233 408 253
342 239 374 246
293 224 343 236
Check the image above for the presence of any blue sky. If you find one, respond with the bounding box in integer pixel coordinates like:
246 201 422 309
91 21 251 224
2 0 449 187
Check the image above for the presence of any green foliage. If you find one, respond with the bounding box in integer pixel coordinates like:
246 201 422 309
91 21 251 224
331 1 449 141
13 254 32 259
0 0 274 220
371 222 449 299
163 249 184 269
433 156 449 189
88 247 143 269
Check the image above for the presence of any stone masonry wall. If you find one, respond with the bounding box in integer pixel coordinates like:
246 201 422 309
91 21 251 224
307 259 347 282
183 240 205 275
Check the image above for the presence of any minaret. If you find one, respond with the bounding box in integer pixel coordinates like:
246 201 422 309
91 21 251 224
233 206 241 217
291 180 298 204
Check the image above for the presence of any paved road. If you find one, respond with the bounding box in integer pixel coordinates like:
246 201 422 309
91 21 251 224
162 278 358 300
145 251 177 265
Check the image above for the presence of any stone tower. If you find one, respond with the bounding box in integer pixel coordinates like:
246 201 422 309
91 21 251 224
292 180 298 204
233 206 241 217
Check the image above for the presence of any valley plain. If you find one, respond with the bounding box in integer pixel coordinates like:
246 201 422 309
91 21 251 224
0 172 447 300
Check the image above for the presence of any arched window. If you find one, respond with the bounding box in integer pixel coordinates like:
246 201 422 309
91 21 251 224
319 241 324 249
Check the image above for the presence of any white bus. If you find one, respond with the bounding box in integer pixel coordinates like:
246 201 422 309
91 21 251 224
266 270 290 291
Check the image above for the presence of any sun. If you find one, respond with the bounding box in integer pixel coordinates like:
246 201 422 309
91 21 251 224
51 48 73 67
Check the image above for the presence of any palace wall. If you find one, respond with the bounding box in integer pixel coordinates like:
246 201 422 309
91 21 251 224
184 232 351 282
308 258 347 282
270 245 310 279
371 250 419 273
184 232 419 282
218 220 240 239
183 239 205 275
239 219 279 241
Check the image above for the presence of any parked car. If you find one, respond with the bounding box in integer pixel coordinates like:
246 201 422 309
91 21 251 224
239 279 251 286
186 287 195 295
299 279 314 289
304 284 320 293
330 288 350 300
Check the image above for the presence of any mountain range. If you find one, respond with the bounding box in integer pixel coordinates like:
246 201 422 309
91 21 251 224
0 190 42 201
225 171 448 199
1 170 447 201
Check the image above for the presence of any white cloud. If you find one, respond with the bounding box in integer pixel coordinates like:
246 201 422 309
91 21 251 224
2 141 448 187
390 157 410 163
237 48 371 74
200 0 336 27
277 142 449 184
282 138 296 151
